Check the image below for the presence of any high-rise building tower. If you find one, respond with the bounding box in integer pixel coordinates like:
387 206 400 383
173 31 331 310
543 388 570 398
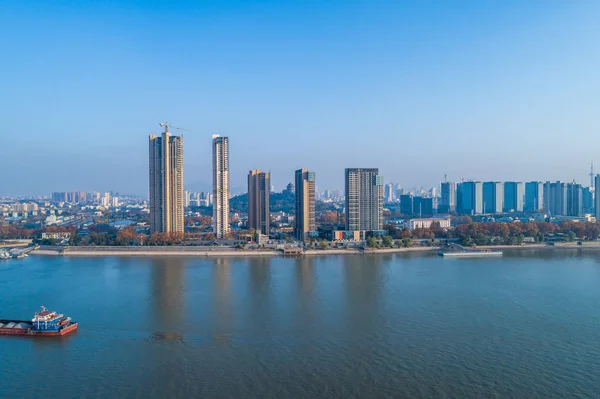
345 168 383 232
595 175 600 220
525 182 544 212
543 181 567 216
212 135 230 238
248 169 270 236
582 186 594 214
503 182 524 212
400 194 413 215
295 168 316 240
566 182 583 217
457 181 483 215
482 182 503 214
149 127 184 234
439 181 456 213
184 191 191 208
384 183 395 203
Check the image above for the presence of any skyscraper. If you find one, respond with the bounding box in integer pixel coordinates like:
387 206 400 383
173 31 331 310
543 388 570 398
482 182 503 214
544 181 567 216
400 194 413 215
439 181 456 213
582 186 594 214
412 196 433 217
149 127 184 234
566 182 583 217
384 183 395 203
345 168 383 232
248 169 270 236
212 135 229 238
595 175 600 220
525 181 544 212
457 181 482 215
295 168 316 240
503 182 524 212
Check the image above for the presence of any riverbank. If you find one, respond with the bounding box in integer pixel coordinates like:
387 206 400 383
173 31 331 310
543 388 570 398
32 245 441 257
29 242 600 257
33 247 281 257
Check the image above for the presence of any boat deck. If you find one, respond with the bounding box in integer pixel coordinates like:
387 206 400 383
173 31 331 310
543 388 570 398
0 320 34 329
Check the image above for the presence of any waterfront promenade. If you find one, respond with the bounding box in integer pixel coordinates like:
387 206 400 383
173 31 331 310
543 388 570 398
32 245 438 257
29 242 600 257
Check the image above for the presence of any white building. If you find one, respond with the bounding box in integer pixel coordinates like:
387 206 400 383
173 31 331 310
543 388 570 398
42 232 71 240
101 193 111 208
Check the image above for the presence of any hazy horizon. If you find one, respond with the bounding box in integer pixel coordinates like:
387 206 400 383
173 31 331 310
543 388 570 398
3 1 600 196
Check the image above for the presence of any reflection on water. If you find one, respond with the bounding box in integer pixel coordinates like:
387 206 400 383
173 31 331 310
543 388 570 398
296 256 315 295
148 331 184 344
295 257 316 330
248 257 271 296
343 255 384 338
151 258 185 333
213 257 231 332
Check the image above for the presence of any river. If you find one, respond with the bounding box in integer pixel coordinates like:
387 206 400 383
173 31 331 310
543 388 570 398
1 250 600 398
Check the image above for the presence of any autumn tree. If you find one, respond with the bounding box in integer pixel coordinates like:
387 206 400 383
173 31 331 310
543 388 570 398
319 211 339 225
115 226 138 246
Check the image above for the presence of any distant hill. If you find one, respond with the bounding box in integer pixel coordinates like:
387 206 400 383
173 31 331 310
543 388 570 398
230 190 295 214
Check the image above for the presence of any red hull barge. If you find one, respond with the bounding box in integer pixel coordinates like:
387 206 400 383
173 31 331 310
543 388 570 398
0 307 78 337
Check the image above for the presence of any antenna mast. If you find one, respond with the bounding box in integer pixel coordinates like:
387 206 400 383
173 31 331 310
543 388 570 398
590 161 595 191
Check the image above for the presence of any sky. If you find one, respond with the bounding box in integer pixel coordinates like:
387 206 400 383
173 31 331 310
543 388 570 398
2 0 600 196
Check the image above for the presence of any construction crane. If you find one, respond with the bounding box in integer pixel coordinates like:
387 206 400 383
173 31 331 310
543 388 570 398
159 121 189 133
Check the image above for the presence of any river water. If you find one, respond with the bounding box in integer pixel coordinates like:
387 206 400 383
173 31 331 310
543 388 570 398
1 250 600 398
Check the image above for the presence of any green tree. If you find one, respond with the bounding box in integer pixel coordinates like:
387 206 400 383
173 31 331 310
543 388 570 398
70 234 83 246
382 235 394 247
516 234 524 245
366 237 377 248
402 238 412 247
319 240 328 250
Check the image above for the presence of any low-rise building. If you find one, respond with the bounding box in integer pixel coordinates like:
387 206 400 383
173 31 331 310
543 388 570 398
41 232 72 240
403 217 451 230
332 230 385 241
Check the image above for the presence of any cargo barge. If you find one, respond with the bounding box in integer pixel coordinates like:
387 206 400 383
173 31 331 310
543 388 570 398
438 250 503 257
438 243 503 257
0 307 78 337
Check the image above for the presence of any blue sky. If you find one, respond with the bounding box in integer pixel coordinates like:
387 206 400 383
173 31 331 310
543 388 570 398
2 0 600 196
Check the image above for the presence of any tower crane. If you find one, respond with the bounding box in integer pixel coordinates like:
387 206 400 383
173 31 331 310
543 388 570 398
159 121 189 133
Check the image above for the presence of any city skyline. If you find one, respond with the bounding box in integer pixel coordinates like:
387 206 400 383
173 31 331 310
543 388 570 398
3 2 600 195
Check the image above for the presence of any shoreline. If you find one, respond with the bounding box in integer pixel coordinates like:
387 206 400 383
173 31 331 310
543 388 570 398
28 242 600 257
31 246 439 257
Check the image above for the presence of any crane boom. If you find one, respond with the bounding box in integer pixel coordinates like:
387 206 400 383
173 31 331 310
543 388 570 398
159 122 189 133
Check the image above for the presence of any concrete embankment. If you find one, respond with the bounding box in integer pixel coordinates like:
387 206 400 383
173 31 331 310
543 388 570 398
33 245 442 257
31 242 600 258
32 246 280 257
